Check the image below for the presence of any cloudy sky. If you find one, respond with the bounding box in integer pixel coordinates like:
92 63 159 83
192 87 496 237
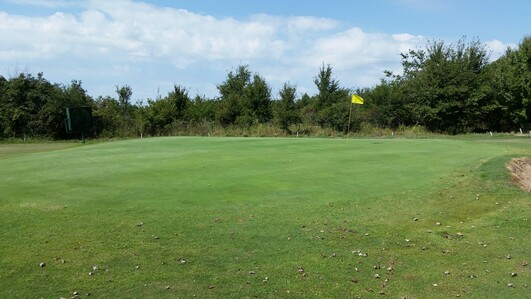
0 0 529 101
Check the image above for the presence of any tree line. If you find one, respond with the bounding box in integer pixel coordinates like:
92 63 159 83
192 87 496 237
0 36 529 140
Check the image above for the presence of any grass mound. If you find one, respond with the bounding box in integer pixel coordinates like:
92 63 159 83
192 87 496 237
0 137 529 298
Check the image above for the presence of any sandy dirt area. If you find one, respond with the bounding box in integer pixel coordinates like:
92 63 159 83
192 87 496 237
507 157 531 192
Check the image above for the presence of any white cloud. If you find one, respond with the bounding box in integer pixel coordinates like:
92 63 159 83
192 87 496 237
485 39 516 61
3 0 490 99
4 0 79 8
1 0 351 97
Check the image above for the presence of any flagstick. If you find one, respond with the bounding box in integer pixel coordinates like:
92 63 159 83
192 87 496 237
347 102 353 141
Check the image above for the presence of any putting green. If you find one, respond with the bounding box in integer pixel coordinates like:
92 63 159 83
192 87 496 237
0 137 515 209
0 137 529 298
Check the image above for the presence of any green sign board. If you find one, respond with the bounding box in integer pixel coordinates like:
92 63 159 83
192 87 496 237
65 107 93 133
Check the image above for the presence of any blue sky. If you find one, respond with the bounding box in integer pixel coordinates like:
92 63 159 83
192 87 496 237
0 0 529 101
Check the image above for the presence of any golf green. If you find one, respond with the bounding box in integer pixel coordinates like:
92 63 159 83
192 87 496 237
0 137 529 298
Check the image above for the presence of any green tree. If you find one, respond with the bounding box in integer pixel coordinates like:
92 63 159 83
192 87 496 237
0 75 7 138
313 64 350 130
275 83 300 133
145 97 177 135
115 85 135 135
314 63 342 109
391 38 490 133
93 96 121 137
144 85 191 135
244 74 272 124
188 95 217 124
216 65 272 126
0 73 59 138
485 36 531 131
167 84 190 121
216 65 251 126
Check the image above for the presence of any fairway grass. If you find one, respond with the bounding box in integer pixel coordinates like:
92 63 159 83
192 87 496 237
0 137 529 298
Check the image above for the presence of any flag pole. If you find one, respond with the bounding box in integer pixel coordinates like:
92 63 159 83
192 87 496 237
347 101 353 140
348 94 364 141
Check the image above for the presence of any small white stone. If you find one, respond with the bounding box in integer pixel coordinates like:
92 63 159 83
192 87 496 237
507 283 514 288
374 274 381 279
39 262 46 267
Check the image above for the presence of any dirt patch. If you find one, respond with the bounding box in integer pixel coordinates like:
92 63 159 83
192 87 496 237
507 157 531 192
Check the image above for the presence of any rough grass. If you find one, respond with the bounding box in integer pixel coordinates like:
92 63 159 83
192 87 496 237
0 137 529 298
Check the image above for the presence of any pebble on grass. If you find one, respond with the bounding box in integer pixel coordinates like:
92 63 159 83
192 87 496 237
39 262 46 267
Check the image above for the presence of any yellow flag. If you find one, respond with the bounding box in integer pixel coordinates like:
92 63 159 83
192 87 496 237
351 94 364 105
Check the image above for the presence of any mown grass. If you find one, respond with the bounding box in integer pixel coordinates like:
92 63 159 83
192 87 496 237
0 137 529 298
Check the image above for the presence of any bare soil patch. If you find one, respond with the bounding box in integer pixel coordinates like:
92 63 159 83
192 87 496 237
507 157 531 192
